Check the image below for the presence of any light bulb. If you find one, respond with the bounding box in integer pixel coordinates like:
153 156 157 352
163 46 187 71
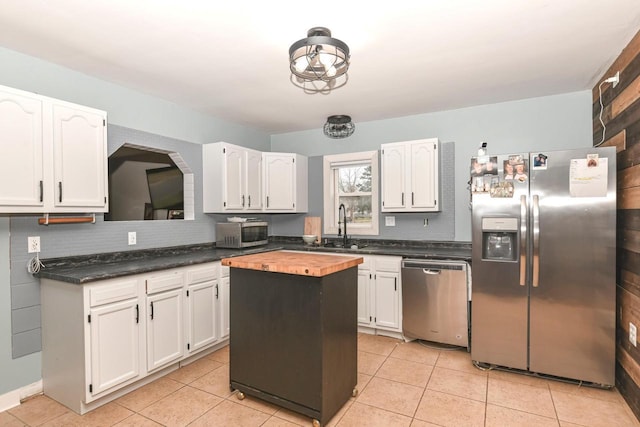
325 66 337 77
319 52 334 68
294 56 309 73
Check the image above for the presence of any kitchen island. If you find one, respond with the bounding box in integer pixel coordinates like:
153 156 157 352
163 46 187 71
222 250 363 427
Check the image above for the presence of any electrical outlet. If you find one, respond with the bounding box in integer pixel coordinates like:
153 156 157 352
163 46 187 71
385 216 396 227
27 236 40 253
613 71 620 88
630 322 637 347
128 232 136 246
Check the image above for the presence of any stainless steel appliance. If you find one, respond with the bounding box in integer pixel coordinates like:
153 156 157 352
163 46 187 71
470 147 616 386
216 221 269 248
402 259 470 347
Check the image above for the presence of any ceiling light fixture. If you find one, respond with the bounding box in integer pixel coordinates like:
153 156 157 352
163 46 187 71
289 27 350 94
323 115 355 139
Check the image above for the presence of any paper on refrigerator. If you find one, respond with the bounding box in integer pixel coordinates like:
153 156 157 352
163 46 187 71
569 157 608 197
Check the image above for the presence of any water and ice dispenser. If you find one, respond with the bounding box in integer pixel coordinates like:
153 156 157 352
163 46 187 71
482 217 518 261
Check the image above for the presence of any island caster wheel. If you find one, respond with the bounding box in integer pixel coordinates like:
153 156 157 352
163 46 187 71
237 391 245 400
352 387 358 397
312 419 321 427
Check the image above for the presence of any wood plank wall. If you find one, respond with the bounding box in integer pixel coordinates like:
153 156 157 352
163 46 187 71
593 30 640 420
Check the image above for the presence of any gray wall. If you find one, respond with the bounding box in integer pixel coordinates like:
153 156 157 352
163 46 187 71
0 218 41 395
270 91 594 241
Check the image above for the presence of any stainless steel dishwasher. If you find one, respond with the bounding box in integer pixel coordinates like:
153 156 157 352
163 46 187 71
401 259 469 347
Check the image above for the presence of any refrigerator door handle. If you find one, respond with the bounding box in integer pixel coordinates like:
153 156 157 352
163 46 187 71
520 195 527 286
532 194 540 287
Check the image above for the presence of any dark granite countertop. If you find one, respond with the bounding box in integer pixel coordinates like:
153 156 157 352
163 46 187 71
38 239 471 284
274 237 471 261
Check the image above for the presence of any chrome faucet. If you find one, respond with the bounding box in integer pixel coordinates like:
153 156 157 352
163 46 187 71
338 203 348 248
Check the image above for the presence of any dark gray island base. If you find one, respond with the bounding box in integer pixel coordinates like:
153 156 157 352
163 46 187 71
224 251 362 427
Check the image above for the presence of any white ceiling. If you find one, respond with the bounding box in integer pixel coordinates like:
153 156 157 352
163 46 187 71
0 1 639 134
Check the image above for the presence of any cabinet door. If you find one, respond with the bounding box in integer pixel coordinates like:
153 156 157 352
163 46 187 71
223 145 244 210
357 268 372 326
245 149 262 210
381 144 406 211
218 275 230 339
263 154 295 211
52 104 107 208
89 299 140 395
410 142 438 210
374 271 400 330
0 88 44 208
186 281 217 353
147 289 183 371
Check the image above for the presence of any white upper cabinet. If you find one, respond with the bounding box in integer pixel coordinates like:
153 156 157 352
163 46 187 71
203 142 263 212
0 84 108 213
263 152 308 213
0 87 43 208
203 143 307 213
245 149 263 210
52 103 108 209
381 138 439 212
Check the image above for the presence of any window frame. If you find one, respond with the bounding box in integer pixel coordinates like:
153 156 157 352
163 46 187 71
323 150 379 236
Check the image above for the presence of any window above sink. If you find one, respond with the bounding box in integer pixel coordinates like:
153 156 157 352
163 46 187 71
323 151 379 236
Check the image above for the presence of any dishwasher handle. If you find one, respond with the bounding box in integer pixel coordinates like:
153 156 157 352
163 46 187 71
422 269 441 275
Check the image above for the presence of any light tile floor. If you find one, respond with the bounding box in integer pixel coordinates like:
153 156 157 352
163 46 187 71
2 333 639 426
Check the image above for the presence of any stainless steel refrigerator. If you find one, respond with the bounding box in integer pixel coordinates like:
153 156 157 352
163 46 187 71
470 147 616 386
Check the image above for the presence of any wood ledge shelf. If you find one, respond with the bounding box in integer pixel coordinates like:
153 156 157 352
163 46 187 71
38 214 96 225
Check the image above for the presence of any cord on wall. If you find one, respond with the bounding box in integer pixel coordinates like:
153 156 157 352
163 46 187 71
596 71 620 147
27 253 45 274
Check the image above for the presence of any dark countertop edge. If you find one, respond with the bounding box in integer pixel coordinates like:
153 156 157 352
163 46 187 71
40 242 218 268
38 239 471 284
271 236 471 251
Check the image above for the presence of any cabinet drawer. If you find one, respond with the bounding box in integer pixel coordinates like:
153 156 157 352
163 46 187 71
186 263 219 285
90 279 139 307
146 271 184 294
374 256 401 273
358 256 371 271
220 265 230 278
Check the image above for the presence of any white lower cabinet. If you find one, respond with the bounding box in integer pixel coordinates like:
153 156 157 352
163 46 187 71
219 265 230 339
146 288 184 371
89 297 140 395
185 264 219 354
357 255 402 332
41 262 227 415
41 276 144 414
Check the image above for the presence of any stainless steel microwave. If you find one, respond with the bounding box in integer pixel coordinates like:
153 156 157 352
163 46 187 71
216 221 269 248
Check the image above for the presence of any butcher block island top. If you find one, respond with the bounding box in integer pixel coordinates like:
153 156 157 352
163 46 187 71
221 250 363 277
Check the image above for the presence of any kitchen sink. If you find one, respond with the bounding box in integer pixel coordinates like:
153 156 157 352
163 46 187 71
348 244 368 250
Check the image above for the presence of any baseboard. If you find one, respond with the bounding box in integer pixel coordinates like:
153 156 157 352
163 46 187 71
357 326 403 340
0 380 43 412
